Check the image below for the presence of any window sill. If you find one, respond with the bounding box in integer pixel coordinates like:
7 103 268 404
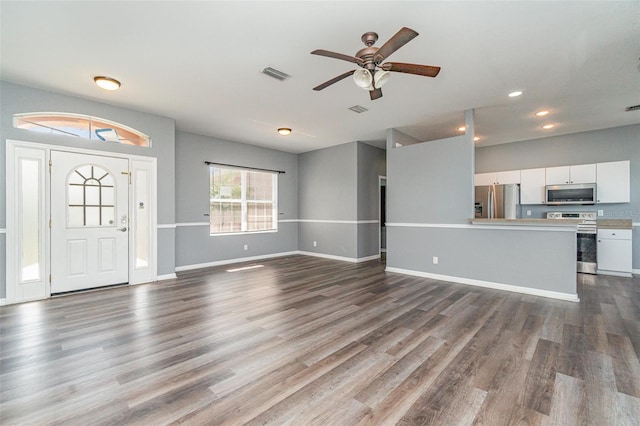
209 229 278 237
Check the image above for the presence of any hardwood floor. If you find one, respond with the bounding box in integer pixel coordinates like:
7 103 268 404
1 255 639 425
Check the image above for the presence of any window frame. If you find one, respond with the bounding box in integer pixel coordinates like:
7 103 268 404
209 165 278 236
13 112 152 147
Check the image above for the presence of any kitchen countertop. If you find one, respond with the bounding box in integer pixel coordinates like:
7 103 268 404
470 218 634 230
597 219 633 229
469 218 580 226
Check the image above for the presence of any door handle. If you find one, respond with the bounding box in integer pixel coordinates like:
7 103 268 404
118 227 128 232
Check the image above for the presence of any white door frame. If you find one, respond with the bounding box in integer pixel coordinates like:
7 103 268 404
6 139 158 304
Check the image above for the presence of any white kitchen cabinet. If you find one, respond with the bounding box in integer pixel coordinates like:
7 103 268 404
546 164 596 185
597 229 632 277
474 170 520 186
475 172 496 186
596 160 630 203
496 170 521 184
520 168 546 204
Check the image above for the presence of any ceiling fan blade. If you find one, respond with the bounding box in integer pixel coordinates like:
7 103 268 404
381 62 441 77
313 70 356 91
373 27 419 64
370 88 383 100
311 49 364 66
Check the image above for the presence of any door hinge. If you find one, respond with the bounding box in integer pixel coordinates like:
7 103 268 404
49 159 52 173
49 218 52 228
49 274 51 283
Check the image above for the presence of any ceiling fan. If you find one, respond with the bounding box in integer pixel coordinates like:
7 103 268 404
311 27 441 100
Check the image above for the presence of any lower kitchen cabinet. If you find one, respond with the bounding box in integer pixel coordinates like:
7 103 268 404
597 229 632 277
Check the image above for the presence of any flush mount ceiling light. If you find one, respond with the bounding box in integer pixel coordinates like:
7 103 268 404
277 127 292 136
542 124 555 130
535 110 550 117
508 90 523 98
94 76 121 91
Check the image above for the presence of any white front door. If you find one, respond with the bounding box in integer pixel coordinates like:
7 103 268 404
51 151 130 293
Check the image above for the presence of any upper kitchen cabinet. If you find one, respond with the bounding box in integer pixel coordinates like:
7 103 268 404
545 164 596 185
596 160 630 203
520 168 546 204
474 170 520 186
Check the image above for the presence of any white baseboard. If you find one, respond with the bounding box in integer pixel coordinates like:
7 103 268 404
298 251 380 263
0 298 6 306
175 251 300 272
175 250 381 272
632 268 639 275
598 270 633 278
385 267 580 302
156 273 178 281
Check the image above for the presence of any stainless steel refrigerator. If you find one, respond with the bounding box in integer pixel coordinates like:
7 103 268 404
474 184 520 219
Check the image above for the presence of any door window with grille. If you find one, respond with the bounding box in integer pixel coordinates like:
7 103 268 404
67 164 116 227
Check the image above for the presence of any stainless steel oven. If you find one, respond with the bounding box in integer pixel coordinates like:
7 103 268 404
547 211 597 274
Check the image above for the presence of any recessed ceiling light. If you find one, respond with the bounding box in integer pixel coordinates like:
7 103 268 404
542 124 555 130
508 91 523 98
277 127 292 136
474 136 480 142
94 76 121 91
535 110 550 117
457 126 466 132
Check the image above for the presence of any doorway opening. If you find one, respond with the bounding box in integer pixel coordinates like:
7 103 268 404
379 176 387 261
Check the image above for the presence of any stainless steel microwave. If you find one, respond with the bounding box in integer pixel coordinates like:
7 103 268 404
545 183 596 205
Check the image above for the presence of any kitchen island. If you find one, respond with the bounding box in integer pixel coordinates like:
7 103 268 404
388 219 579 302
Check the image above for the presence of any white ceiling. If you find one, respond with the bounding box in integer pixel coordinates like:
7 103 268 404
1 1 639 153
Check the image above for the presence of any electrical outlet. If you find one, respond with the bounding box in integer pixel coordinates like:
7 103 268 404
526 210 531 216
313 241 317 247
433 256 438 264
598 210 604 216
243 244 248 251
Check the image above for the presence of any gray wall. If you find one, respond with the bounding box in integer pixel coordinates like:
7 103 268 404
386 128 474 223
298 142 357 221
298 142 358 258
388 227 576 295
476 124 640 270
357 143 386 258
386 116 578 297
0 81 177 297
297 141 386 260
174 131 298 267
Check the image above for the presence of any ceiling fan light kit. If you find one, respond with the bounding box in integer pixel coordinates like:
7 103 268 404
311 27 441 100
353 68 373 89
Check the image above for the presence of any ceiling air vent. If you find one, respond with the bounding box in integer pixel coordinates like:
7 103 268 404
625 104 640 112
261 67 290 81
349 105 368 113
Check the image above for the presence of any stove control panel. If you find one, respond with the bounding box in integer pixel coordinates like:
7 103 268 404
546 211 596 220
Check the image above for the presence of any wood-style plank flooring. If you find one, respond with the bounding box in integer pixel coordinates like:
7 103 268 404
1 255 640 425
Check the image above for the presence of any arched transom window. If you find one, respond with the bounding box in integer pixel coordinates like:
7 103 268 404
13 112 151 147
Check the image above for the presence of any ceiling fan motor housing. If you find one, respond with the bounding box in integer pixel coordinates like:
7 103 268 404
361 32 379 46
